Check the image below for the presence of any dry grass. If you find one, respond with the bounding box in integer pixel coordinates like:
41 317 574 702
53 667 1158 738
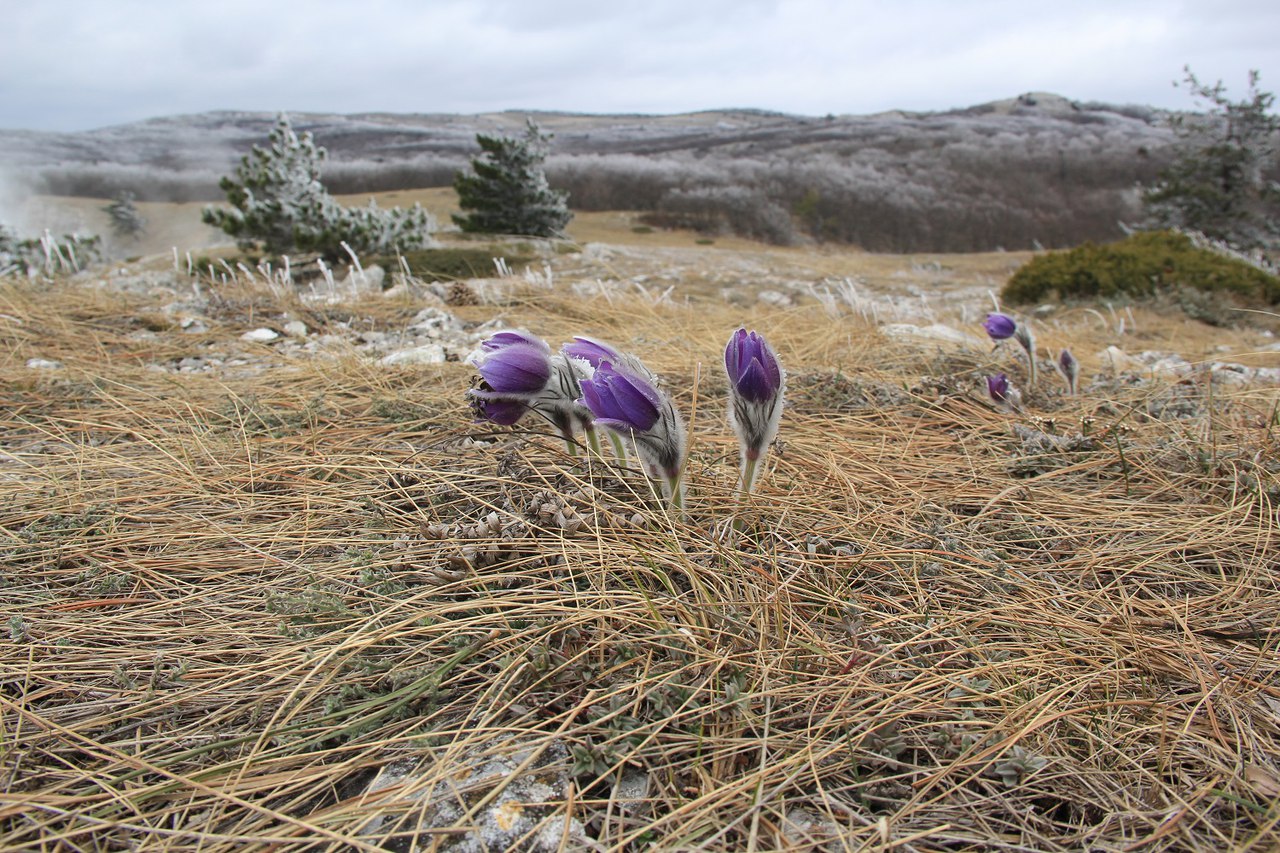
2 256 1280 852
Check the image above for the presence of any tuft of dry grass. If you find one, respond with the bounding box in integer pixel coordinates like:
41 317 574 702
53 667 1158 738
2 261 1279 852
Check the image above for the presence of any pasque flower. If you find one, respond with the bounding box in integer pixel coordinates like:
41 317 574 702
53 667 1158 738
983 312 1037 389
1013 321 1038 389
986 372 1022 411
560 335 650 462
725 328 785 493
1056 348 1079 395
467 329 551 424
578 359 687 509
467 329 595 452
983 313 1018 341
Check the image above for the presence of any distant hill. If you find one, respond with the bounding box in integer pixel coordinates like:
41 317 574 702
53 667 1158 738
0 94 1176 252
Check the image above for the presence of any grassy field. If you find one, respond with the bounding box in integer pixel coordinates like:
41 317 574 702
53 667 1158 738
2 223 1280 850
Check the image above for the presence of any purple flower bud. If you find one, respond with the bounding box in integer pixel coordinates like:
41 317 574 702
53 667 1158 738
1057 348 1079 394
983 312 1017 341
468 330 553 396
467 329 562 429
985 373 1022 411
725 328 785 491
987 373 1011 403
725 328 783 404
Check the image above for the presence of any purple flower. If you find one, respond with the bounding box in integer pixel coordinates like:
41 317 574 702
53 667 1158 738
468 329 552 396
725 328 783 405
985 373 1022 411
580 361 661 434
474 342 552 395
983 312 1017 341
1057 348 1079 394
987 373 1011 403
467 329 591 436
466 330 553 426
579 360 686 502
472 396 528 426
725 328 785 493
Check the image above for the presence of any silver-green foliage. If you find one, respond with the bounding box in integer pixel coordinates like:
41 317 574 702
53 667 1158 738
0 225 102 277
202 114 433 258
452 120 572 237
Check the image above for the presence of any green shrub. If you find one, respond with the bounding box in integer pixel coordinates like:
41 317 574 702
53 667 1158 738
1002 230 1280 307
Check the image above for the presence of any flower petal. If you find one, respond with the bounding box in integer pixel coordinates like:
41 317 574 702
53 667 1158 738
737 358 775 403
562 336 621 368
478 343 551 394
482 329 550 353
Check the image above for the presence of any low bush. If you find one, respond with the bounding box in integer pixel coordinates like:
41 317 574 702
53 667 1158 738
386 247 534 282
1001 230 1280 309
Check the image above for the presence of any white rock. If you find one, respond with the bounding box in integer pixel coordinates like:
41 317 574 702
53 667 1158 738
380 344 446 366
881 323 986 348
1097 346 1144 372
25 358 63 370
240 328 279 343
408 307 463 336
1210 362 1280 385
282 320 308 338
757 289 792 308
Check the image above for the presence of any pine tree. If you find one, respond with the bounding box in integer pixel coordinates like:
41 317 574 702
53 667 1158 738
452 120 572 237
1143 68 1280 250
203 114 433 258
102 191 146 240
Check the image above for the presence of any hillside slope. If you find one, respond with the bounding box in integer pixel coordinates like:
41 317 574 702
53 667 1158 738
1 94 1174 252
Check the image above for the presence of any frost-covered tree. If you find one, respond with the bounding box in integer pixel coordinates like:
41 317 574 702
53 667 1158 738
452 120 572 237
203 114 433 258
102 191 146 240
1143 68 1280 250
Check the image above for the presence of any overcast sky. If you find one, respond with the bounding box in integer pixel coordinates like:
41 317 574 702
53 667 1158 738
2 0 1277 132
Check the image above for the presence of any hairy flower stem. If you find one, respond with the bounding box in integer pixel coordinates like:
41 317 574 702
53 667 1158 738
584 424 603 457
663 473 685 517
557 421 578 457
738 453 761 495
608 432 629 466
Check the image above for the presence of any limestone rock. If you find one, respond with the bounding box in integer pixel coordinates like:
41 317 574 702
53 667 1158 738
380 344 446 367
240 328 280 343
